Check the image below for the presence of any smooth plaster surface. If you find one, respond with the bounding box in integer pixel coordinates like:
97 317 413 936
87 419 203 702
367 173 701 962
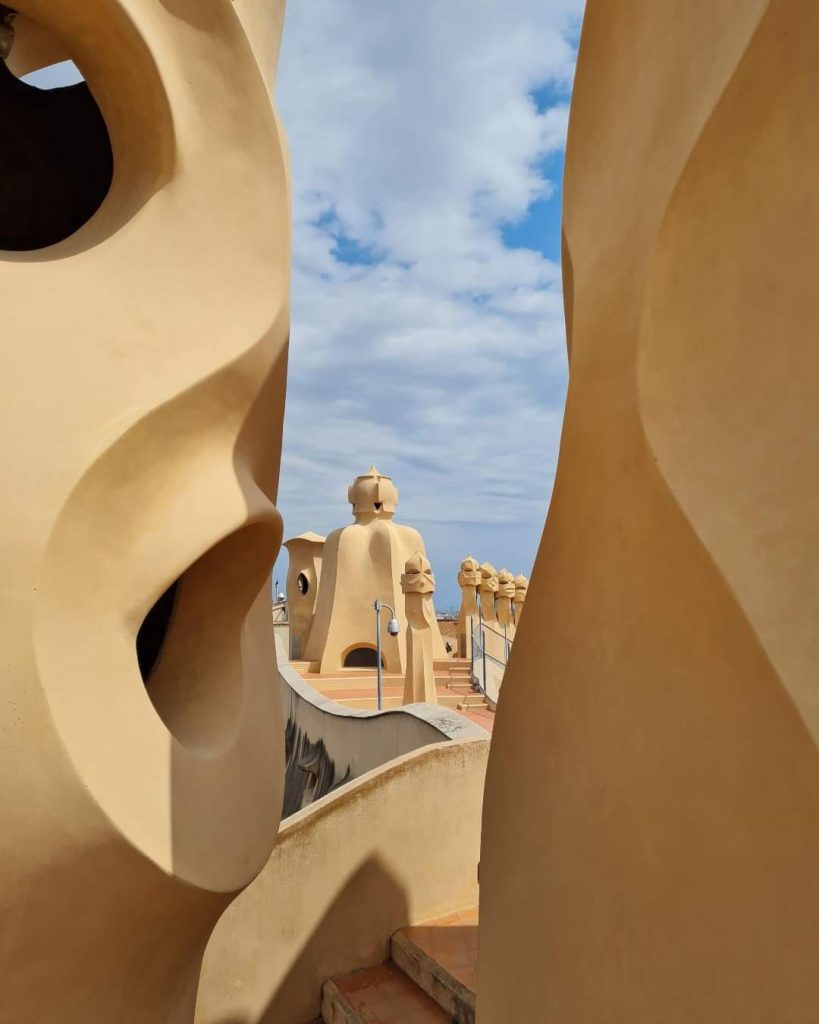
196 737 488 1024
456 556 480 658
284 531 325 659
479 3 819 1021
0 1 289 1019
402 553 438 705
304 468 447 673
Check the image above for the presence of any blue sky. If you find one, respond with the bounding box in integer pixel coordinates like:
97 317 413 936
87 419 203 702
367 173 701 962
26 3 586 611
22 60 83 88
273 1 585 608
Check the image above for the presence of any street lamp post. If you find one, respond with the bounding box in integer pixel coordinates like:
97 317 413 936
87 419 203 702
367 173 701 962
374 599 400 710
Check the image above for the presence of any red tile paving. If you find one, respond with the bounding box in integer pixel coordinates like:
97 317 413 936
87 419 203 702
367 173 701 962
333 961 451 1023
458 705 495 731
402 906 479 995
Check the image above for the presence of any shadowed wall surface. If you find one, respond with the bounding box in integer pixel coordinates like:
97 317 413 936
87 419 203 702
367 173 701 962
278 632 486 816
196 738 488 1024
479 2 819 1021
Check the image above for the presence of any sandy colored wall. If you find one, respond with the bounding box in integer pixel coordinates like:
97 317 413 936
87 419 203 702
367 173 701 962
0 2 289 1020
284 537 324 659
302 470 447 673
196 737 488 1024
305 519 448 673
232 0 287 95
479 3 819 1021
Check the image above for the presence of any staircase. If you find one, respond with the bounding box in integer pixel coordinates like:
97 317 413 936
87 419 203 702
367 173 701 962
435 659 489 715
320 906 478 1023
297 659 491 719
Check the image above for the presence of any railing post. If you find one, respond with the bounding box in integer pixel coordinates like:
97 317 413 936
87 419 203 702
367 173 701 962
482 627 487 694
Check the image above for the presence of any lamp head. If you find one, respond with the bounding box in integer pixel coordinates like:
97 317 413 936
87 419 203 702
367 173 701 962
387 617 400 637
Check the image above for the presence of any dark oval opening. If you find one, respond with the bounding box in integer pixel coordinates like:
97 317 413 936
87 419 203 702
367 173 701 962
296 572 309 595
135 522 279 751
1 17 113 251
137 579 180 682
343 646 384 669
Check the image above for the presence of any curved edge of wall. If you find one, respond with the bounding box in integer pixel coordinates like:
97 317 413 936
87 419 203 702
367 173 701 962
277 631 488 815
195 735 489 1024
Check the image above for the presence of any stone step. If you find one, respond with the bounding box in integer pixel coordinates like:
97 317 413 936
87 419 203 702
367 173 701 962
321 962 450 1024
391 909 478 1024
456 695 489 708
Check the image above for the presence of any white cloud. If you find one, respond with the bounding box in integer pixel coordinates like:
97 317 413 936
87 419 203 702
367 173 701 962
274 0 584 606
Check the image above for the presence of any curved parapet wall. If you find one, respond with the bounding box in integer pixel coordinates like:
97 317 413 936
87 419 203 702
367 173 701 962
196 737 489 1024
278 634 487 816
480 2 819 1021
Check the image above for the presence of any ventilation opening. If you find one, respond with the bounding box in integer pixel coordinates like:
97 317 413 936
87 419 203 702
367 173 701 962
135 522 279 751
373 502 383 511
343 646 384 669
296 572 309 595
137 579 179 682
1 17 113 251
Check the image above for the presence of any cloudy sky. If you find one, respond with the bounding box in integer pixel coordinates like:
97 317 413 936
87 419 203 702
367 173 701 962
273 0 585 607
28 1 586 610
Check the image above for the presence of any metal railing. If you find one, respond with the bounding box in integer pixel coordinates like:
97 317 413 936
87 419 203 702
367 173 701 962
477 619 512 661
470 616 509 706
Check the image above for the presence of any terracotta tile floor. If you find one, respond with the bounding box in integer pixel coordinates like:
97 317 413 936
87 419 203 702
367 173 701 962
333 961 451 1023
456 704 494 731
403 906 479 995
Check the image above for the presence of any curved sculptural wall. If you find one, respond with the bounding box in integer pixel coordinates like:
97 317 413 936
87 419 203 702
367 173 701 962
479 2 819 1021
278 633 485 815
0 1 289 1020
197 737 489 1024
